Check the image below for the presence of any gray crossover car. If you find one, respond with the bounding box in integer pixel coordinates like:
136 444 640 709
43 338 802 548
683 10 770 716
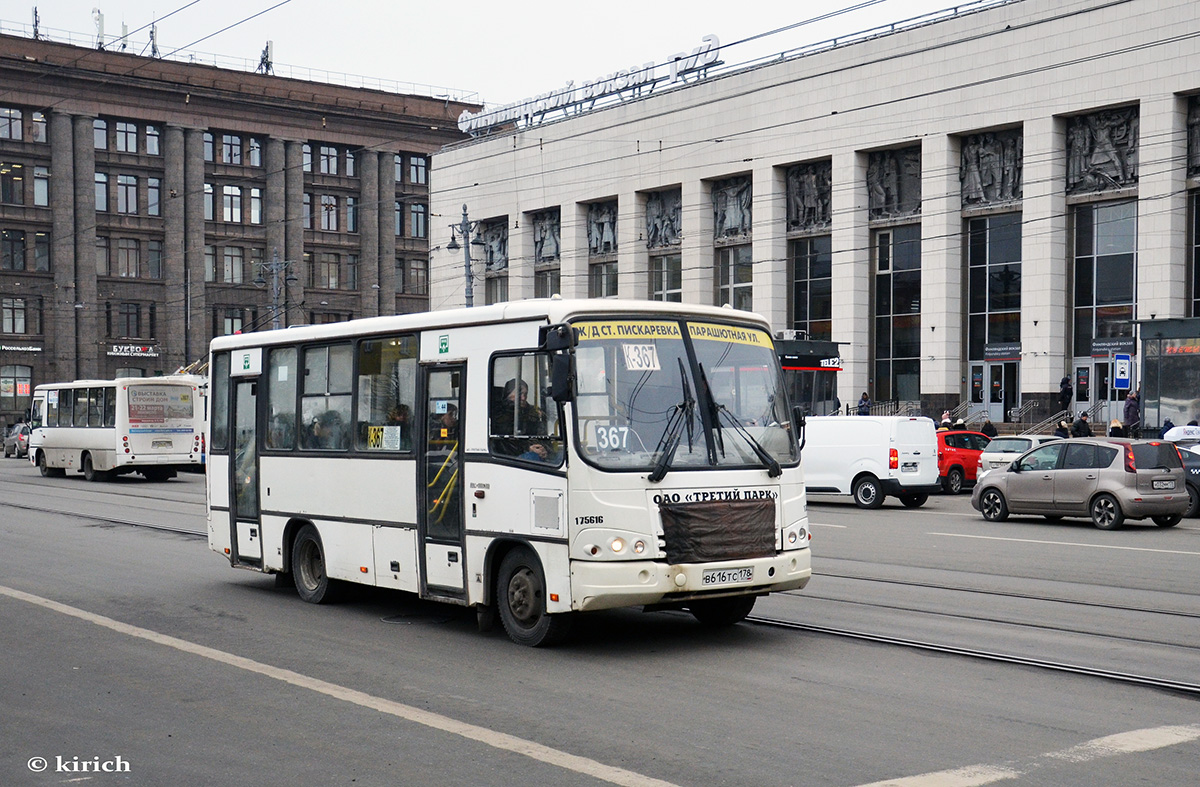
971 438 1188 529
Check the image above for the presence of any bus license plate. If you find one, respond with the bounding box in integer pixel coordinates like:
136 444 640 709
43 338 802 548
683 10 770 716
152 439 172 449
702 567 753 586
1153 480 1175 490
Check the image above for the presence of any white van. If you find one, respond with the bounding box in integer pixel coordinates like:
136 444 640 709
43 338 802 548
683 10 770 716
801 415 940 508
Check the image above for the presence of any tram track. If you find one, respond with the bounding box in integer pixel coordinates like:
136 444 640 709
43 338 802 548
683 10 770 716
0 499 205 538
748 613 1200 696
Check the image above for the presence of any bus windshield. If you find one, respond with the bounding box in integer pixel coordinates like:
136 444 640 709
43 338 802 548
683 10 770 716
572 318 795 472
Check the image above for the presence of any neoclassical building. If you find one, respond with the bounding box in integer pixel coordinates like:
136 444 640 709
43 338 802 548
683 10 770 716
0 33 477 427
429 0 1200 427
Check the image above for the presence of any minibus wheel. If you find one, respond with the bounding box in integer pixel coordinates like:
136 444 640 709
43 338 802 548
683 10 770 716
82 454 109 482
497 548 572 647
689 595 756 626
292 524 341 604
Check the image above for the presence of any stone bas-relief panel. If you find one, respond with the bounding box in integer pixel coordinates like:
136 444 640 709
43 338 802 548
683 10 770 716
480 220 508 270
587 201 617 255
785 161 832 231
712 176 752 240
1188 96 1200 179
961 129 1023 206
1066 106 1139 194
532 209 561 263
868 147 921 219
645 189 682 249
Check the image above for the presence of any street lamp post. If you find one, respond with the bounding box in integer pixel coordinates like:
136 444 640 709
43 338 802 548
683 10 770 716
447 204 484 307
253 248 298 330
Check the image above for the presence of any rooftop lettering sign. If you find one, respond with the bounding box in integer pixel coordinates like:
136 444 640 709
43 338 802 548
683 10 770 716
458 35 720 135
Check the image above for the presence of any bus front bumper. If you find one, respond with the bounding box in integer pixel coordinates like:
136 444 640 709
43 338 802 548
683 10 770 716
570 550 811 612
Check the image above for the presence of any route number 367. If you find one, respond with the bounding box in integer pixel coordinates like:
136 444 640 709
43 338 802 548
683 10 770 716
595 425 630 451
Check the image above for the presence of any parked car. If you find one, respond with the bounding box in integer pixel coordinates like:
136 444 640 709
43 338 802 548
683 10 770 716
802 416 941 508
1172 442 1200 517
976 435 1061 481
937 430 991 494
3 423 30 458
971 438 1189 529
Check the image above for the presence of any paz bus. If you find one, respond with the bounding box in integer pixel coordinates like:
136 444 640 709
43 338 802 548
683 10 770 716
206 299 811 646
29 375 206 481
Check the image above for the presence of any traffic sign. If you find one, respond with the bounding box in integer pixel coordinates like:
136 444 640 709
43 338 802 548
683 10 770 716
1113 353 1131 390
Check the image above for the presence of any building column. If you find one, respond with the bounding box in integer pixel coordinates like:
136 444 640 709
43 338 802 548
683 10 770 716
831 151 871 406
509 214 534 301
681 179 713 305
560 202 589 299
921 134 963 413
71 115 98 379
162 125 187 368
183 128 207 356
48 111 75 381
617 192 647 301
283 140 306 320
1137 95 1189 321
752 163 787 331
358 150 380 316
1021 116 1069 407
376 152 397 314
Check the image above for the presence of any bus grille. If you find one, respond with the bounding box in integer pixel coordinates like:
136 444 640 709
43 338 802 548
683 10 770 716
658 498 776 564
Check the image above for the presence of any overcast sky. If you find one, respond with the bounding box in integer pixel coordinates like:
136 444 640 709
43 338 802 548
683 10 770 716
23 0 991 105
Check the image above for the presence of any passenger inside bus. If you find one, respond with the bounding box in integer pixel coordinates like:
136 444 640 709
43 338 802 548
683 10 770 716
305 409 347 450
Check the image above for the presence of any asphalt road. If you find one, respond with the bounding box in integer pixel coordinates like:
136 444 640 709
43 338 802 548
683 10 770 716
0 458 1197 786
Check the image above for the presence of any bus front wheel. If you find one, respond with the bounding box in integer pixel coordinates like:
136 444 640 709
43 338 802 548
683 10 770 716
496 548 572 647
291 524 341 604
690 595 757 626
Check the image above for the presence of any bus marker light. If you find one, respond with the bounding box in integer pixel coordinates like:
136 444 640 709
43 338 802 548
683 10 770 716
360 567 369 573
788 531 797 544
633 540 645 554
224 548 230 555
587 545 600 556
549 593 559 602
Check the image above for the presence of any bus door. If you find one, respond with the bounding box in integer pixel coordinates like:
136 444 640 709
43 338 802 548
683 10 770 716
229 379 262 567
419 365 466 597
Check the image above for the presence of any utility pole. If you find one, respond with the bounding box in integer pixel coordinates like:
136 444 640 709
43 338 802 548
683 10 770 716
446 204 481 307
254 248 298 330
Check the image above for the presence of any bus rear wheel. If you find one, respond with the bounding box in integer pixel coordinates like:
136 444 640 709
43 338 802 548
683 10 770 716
497 548 572 647
291 524 341 604
82 454 109 482
689 595 757 626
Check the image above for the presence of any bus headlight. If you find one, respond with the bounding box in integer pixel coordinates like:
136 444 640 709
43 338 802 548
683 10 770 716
610 538 625 553
633 540 646 554
573 529 655 561
782 521 809 551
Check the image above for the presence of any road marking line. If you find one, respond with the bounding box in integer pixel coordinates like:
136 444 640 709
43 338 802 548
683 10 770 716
855 725 1200 786
0 584 678 787
810 522 847 528
929 532 1200 556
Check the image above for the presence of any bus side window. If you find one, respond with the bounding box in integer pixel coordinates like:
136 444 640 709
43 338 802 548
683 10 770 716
267 347 298 450
211 353 231 452
46 390 59 427
301 344 352 451
103 388 116 428
488 353 562 465
74 389 89 427
88 388 104 427
354 335 416 452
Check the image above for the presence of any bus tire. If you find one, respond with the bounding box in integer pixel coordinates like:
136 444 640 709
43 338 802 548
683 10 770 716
37 452 64 478
852 475 884 509
82 454 109 482
497 548 571 647
291 524 342 604
690 595 756 626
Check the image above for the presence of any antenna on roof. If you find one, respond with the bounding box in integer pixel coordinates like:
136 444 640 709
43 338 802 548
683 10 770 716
120 21 127 51
149 23 159 58
32 7 40 40
92 7 104 49
257 40 273 75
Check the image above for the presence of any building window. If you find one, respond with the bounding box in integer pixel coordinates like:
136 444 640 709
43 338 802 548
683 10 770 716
406 259 428 295
320 195 338 231
117 238 139 278
147 177 161 216
247 137 262 167
117 174 137 214
346 254 359 291
302 143 312 172
2 230 26 270
715 245 753 311
394 201 404 236
588 261 618 298
223 246 245 284
145 125 160 155
205 245 216 282
319 145 338 175
394 154 404 182
873 224 922 402
312 252 340 289
93 119 107 149
649 254 682 302
31 112 46 143
96 236 109 276
148 240 163 279
1073 200 1136 358
789 236 832 341
410 204 427 238
410 155 428 185
33 232 49 272
114 303 141 338
222 134 242 165
203 132 215 162
223 185 242 223
0 365 32 413
204 183 215 221
967 213 1022 361
115 121 137 153
214 307 254 337
345 151 356 178
33 166 49 207
303 193 312 229
346 196 358 233
95 173 109 211
1192 192 1200 317
534 268 560 299
485 275 509 305
249 188 262 224
0 108 23 140
0 162 24 205
2 297 41 334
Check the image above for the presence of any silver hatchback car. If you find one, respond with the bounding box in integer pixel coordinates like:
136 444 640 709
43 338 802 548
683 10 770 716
971 438 1188 529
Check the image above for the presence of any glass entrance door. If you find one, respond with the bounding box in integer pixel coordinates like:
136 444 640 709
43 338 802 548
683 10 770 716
230 379 261 565
419 365 466 595
986 362 1018 423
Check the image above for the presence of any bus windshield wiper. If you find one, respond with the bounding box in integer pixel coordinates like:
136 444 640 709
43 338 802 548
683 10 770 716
713 405 783 478
648 359 695 483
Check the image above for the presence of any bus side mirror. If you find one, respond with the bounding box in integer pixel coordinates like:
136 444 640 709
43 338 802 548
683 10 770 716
550 353 573 403
540 323 575 352
793 406 806 452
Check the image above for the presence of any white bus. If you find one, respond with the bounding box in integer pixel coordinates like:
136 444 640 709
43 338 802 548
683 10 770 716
29 375 206 481
206 300 811 646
